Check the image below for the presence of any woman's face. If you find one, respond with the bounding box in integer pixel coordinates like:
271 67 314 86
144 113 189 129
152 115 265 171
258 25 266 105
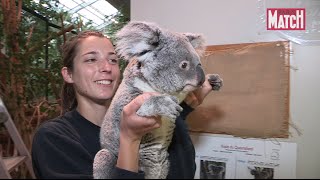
66 36 120 105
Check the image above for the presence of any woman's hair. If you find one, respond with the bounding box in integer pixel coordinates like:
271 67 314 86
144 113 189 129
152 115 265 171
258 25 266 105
60 30 108 114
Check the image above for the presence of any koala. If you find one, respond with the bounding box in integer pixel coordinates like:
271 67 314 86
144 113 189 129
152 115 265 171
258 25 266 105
93 21 223 179
250 167 274 179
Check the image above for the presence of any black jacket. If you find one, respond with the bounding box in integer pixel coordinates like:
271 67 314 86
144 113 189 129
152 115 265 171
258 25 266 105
31 102 196 179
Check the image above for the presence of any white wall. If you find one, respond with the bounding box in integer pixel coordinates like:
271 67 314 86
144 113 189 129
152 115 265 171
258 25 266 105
290 43 320 178
131 0 320 178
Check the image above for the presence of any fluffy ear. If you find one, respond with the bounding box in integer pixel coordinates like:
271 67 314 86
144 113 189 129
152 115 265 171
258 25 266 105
183 33 206 57
115 21 161 62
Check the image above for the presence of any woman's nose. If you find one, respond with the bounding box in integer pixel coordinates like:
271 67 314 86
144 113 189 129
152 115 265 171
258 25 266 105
99 59 112 73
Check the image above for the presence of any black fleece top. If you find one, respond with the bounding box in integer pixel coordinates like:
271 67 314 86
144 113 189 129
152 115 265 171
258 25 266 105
31 102 196 179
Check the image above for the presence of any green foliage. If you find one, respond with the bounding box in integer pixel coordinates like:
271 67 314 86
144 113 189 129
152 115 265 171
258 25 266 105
103 10 129 42
103 9 130 73
1 0 129 103
0 3 129 178
6 0 67 102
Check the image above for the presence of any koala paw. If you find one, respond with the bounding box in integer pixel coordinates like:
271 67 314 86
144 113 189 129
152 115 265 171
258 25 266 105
208 74 223 91
137 95 183 119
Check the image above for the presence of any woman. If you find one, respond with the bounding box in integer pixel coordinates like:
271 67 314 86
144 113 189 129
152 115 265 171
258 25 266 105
31 30 213 179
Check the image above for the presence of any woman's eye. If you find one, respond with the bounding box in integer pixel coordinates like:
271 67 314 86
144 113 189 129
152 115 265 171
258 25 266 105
85 58 96 62
109 59 118 64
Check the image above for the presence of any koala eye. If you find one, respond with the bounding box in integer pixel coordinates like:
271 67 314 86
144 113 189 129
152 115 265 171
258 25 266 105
179 61 190 70
182 63 188 68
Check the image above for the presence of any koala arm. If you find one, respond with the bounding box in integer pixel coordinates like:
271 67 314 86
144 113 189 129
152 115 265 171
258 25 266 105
136 94 183 120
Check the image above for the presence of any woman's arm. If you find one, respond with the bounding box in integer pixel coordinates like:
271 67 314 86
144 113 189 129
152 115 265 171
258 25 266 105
184 74 215 108
32 125 94 179
116 93 161 176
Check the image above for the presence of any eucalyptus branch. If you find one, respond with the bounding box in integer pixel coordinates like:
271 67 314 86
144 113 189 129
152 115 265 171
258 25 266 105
59 13 67 42
24 25 35 49
29 99 47 128
24 25 75 57
16 0 22 25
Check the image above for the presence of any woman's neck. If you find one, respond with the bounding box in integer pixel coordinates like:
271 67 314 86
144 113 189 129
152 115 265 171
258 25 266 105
76 99 111 127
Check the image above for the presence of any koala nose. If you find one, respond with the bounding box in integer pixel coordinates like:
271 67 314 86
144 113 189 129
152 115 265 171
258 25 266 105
197 64 205 86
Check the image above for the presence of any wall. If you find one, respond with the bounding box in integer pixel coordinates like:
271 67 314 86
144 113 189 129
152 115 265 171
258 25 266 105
131 0 320 178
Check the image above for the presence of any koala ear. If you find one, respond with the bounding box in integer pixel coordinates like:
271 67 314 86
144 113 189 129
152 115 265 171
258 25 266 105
115 21 161 62
183 33 206 57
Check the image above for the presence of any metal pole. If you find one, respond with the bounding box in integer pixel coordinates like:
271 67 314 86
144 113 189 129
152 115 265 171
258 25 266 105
45 21 49 100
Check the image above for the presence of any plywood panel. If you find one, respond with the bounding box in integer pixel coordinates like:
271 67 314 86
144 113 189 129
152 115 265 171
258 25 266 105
187 41 290 138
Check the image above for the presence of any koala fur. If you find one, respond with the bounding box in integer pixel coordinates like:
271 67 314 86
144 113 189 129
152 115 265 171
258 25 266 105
93 21 222 179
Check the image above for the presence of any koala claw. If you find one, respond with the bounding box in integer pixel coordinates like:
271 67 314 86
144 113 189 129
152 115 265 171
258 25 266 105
137 95 183 120
208 74 223 91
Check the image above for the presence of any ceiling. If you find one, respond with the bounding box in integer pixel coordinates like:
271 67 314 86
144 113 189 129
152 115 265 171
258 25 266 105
57 0 130 30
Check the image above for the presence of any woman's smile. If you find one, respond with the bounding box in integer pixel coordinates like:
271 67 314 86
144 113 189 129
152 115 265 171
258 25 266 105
95 79 113 85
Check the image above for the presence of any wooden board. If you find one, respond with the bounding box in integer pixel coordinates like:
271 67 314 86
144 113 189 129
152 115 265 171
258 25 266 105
187 41 290 138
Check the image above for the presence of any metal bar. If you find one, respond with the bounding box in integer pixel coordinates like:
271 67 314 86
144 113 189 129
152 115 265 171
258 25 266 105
21 4 77 34
69 0 99 13
45 22 49 100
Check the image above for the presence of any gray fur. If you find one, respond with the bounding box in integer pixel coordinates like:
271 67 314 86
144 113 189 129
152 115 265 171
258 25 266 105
93 21 221 179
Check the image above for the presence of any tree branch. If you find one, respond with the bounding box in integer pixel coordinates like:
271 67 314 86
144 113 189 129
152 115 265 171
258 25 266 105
24 25 75 57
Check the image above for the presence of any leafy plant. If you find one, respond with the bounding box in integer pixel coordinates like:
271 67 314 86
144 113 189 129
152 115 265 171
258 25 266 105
0 0 129 177
103 9 130 73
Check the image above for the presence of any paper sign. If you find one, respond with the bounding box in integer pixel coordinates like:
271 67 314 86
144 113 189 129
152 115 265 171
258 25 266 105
190 134 297 179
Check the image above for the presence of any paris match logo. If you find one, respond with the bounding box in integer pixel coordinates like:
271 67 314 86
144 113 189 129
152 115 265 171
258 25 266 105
267 8 306 30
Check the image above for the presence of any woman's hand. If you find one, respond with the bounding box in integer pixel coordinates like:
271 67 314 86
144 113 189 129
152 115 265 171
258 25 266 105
120 92 162 143
117 93 161 172
184 74 215 108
